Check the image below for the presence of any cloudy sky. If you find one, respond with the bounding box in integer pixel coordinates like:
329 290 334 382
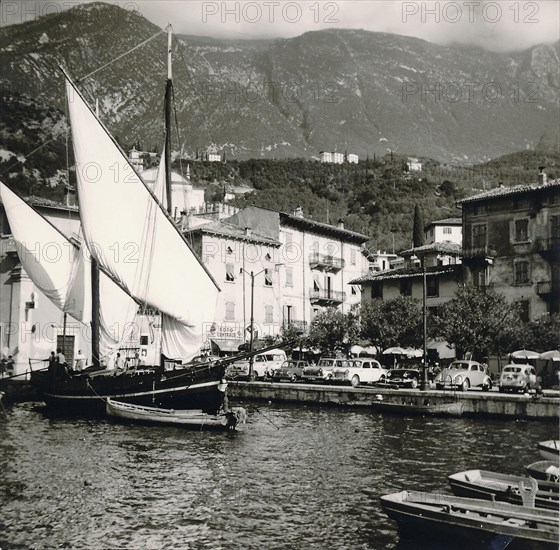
3 1 559 51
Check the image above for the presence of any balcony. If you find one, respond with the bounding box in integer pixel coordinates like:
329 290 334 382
461 245 496 266
309 253 345 272
309 289 346 305
536 281 552 296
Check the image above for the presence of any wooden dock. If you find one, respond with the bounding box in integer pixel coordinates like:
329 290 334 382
228 381 560 420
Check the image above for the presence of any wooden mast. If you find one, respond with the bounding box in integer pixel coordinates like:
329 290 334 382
164 24 173 214
91 258 100 368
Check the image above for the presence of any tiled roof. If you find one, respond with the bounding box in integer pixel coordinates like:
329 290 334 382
400 242 462 256
186 220 280 246
279 211 369 242
457 180 560 205
350 264 460 284
424 217 462 228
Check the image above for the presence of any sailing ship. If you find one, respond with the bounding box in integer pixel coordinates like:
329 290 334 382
0 28 236 414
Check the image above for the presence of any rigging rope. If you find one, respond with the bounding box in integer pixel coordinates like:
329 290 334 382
78 29 166 82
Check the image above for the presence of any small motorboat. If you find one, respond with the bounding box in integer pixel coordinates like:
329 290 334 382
526 461 560 484
448 469 558 510
380 490 559 549
537 440 560 463
105 398 247 430
371 397 464 417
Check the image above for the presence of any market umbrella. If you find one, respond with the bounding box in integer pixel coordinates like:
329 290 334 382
540 350 560 361
510 349 541 360
405 348 423 358
383 346 407 355
350 345 365 355
363 346 379 356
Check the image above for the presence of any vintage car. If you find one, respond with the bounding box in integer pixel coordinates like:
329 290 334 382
225 349 287 380
387 367 422 389
332 359 388 387
499 363 537 393
435 360 492 391
301 358 352 383
271 360 309 382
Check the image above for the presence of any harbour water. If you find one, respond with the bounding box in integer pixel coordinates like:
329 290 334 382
0 401 557 549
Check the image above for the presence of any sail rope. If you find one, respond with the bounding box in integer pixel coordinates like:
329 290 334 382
78 29 165 82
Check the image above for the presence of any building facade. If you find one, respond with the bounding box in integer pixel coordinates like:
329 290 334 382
459 177 560 319
424 217 462 246
227 206 370 331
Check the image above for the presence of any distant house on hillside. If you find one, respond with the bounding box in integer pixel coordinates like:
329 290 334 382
407 158 422 172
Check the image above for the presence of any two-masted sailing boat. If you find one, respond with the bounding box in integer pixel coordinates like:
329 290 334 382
0 27 231 414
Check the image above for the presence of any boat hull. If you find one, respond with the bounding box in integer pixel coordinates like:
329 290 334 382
371 400 464 417
526 461 560 484
380 490 559 550
105 398 245 430
30 363 227 415
448 469 559 510
537 441 560 463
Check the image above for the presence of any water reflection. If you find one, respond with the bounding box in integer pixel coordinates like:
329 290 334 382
0 401 557 549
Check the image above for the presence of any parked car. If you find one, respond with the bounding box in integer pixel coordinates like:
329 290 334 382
387 367 422 389
499 364 538 393
435 360 492 391
301 358 351 383
271 360 309 382
225 349 287 380
332 359 388 387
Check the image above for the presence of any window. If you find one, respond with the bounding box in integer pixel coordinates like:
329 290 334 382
226 246 233 255
225 301 235 321
140 335 149 346
351 285 358 295
514 219 529 242
225 263 235 282
473 268 487 288
427 278 439 297
351 248 356 265
265 253 271 261
285 232 293 245
285 266 293 287
371 283 383 299
264 268 273 287
551 215 560 239
443 227 451 234
514 260 529 285
265 305 273 323
284 305 293 324
400 279 412 296
312 241 319 254
313 277 320 292
472 224 487 248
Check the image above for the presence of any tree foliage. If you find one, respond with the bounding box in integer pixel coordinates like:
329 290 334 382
524 314 560 351
359 296 423 351
430 285 524 360
412 204 425 247
307 307 356 355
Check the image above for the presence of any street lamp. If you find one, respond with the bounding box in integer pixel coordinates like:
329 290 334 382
240 263 283 380
420 256 429 391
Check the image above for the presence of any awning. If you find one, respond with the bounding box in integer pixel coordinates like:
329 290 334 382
210 339 245 352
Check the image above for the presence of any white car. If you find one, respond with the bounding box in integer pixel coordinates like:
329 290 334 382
435 360 492 391
225 349 287 380
332 359 388 387
499 364 537 393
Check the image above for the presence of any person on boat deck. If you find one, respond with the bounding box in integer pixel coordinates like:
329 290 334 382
74 350 87 372
0 357 7 377
6 355 15 376
55 349 67 377
115 352 125 373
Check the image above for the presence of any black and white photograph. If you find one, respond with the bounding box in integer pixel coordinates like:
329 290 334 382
0 0 559 548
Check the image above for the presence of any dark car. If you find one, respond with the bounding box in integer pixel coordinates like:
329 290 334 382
301 358 351 383
272 360 309 382
387 368 421 389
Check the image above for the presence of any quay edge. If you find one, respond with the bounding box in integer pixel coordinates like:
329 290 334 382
228 382 560 420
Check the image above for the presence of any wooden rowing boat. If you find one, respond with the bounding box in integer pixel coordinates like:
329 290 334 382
105 398 246 430
537 440 560 463
380 490 559 549
448 469 558 510
371 398 464 417
526 461 560 484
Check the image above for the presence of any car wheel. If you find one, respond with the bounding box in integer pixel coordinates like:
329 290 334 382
410 377 418 389
460 379 470 392
290 373 298 383
351 374 360 387
436 384 444 390
482 378 492 391
499 386 505 393
522 383 530 393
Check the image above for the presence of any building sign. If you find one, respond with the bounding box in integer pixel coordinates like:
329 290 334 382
206 323 243 340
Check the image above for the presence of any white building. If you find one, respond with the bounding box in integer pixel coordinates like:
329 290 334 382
347 154 359 164
424 218 462 246
207 153 222 162
319 151 332 163
407 158 422 172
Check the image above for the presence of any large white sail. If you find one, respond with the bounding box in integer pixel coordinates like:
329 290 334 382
0 181 138 357
65 76 220 361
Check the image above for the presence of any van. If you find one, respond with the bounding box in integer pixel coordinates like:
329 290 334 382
225 349 287 380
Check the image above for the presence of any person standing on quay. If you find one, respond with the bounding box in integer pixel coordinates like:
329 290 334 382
74 350 87 372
